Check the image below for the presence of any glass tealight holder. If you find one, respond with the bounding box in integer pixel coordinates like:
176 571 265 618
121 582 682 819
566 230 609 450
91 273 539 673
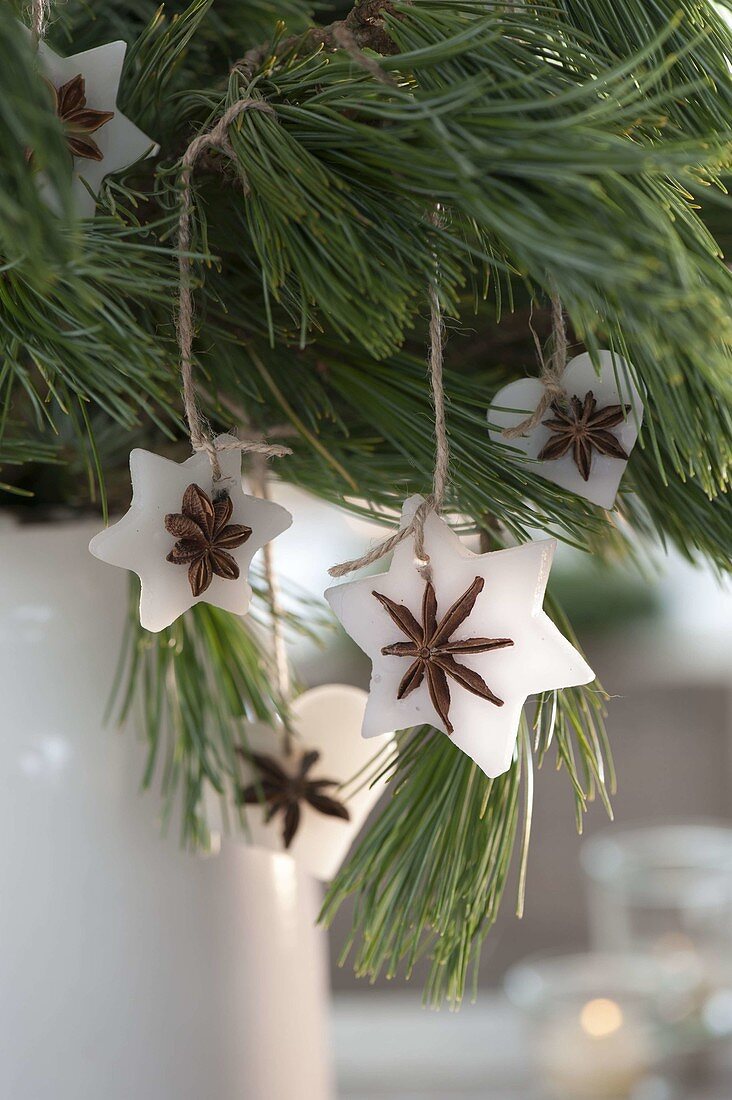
504 952 690 1100
582 824 732 1053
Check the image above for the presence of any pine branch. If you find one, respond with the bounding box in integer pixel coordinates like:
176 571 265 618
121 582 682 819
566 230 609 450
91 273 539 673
241 0 403 74
4 0 731 1006
322 671 611 1007
112 574 330 845
0 217 180 469
179 3 732 490
201 332 730 575
0 15 76 275
0 424 60 496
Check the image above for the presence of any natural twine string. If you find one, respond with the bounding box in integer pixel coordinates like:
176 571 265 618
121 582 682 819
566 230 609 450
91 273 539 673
177 97 291 480
250 454 294 753
329 245 448 581
29 0 50 42
501 291 568 439
178 28 395 480
331 22 397 85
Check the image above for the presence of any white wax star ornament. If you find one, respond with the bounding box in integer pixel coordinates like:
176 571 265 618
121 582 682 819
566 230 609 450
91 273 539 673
488 351 644 509
325 496 594 779
28 30 158 217
89 436 292 632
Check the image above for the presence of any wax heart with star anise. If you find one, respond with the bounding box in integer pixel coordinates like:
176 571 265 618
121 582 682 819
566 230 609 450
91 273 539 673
487 351 644 508
207 685 396 881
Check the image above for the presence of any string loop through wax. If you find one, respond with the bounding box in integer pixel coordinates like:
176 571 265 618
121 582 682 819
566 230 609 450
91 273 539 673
501 291 569 439
329 215 449 582
176 96 291 480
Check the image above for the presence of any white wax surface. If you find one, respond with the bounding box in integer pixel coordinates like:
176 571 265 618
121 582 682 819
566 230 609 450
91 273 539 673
27 29 158 217
326 496 594 779
89 435 292 632
488 351 644 509
214 684 395 882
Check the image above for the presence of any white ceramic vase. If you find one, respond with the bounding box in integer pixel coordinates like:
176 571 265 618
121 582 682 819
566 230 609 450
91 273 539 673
0 519 334 1100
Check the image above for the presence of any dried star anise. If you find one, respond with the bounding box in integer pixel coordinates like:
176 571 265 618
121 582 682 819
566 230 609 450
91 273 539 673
238 750 350 848
538 391 630 481
373 576 513 735
165 483 251 597
48 73 114 162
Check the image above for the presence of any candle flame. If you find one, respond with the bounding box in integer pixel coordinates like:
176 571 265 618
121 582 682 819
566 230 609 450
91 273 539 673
580 998 624 1038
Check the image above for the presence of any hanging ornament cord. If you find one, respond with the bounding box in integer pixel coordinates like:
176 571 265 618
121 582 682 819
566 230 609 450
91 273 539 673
176 97 291 480
29 0 50 42
501 291 568 440
251 453 294 756
329 224 448 582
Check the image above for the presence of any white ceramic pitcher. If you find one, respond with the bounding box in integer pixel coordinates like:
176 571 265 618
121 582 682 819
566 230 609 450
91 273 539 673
0 518 334 1100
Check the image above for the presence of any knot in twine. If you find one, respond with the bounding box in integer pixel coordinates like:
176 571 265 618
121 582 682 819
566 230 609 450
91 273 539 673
502 291 568 440
329 262 448 581
177 97 290 480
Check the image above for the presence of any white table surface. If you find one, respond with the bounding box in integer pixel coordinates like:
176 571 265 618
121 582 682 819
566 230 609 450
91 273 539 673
332 992 732 1100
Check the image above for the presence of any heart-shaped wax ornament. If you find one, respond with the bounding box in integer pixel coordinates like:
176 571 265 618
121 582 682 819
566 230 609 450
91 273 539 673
487 351 643 508
213 685 395 882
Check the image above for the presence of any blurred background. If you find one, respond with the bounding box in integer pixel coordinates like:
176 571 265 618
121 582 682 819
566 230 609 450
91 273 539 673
272 484 732 1100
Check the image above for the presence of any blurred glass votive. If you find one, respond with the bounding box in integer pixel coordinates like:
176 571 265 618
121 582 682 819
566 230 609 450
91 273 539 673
581 825 732 1049
582 825 732 958
505 952 679 1099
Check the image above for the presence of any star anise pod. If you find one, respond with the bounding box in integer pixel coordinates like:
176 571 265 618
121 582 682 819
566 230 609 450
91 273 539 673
47 74 115 162
238 750 350 849
373 576 514 735
165 483 252 597
538 391 630 481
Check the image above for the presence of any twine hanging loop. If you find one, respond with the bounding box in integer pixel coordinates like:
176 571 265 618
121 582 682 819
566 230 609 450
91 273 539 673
501 292 568 440
329 242 449 581
29 0 50 42
177 97 290 480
